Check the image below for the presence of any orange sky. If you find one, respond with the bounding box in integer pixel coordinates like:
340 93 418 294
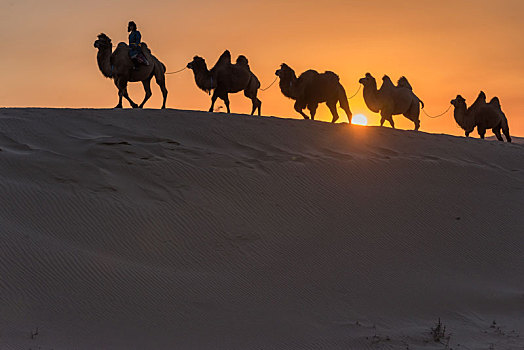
1 0 523 136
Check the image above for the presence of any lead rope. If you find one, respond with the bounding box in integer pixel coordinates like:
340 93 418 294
165 66 187 75
422 105 452 119
347 85 362 100
259 76 278 91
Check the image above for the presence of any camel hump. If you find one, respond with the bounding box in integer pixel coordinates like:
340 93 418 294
299 70 319 79
468 91 487 113
211 50 232 72
477 91 487 102
397 76 413 90
489 97 501 109
296 70 319 86
111 43 129 61
323 71 340 82
381 75 395 87
218 50 232 64
236 55 249 66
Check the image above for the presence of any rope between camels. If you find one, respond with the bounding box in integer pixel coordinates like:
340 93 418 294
259 76 278 91
166 67 188 75
422 105 452 119
347 85 362 100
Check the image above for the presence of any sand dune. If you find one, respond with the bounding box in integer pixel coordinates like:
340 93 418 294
0 108 523 349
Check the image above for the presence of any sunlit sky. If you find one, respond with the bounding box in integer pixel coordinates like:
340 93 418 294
1 0 523 135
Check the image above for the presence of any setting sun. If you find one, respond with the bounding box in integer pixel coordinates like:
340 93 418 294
352 114 368 126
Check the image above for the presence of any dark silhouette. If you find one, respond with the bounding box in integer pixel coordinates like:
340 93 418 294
127 21 149 67
186 50 262 115
451 92 511 142
275 64 352 123
94 33 168 109
359 73 423 130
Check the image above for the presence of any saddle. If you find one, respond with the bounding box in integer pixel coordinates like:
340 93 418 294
130 44 150 66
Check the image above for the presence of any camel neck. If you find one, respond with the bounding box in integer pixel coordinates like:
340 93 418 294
362 82 380 112
191 64 214 92
453 104 475 130
97 47 113 78
453 104 471 129
279 75 298 100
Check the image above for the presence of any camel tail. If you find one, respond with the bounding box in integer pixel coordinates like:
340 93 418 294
419 99 424 109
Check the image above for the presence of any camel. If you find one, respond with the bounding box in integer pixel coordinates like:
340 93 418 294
186 50 261 115
359 73 423 130
451 92 511 142
274 64 352 123
93 33 168 109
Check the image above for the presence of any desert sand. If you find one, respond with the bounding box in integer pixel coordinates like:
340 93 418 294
0 108 522 349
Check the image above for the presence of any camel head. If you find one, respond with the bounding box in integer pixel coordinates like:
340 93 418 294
275 63 295 80
358 73 376 87
450 95 466 108
187 56 207 71
94 33 112 50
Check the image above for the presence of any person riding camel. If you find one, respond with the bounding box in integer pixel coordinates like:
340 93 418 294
128 21 149 67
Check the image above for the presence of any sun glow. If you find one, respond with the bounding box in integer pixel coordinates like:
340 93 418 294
352 114 368 126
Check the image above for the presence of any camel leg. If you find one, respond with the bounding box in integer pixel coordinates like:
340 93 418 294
244 89 261 116
123 88 139 109
249 98 261 116
503 129 511 143
155 75 168 109
139 78 153 109
493 126 503 141
294 101 309 120
115 94 123 109
406 111 421 130
478 127 486 139
209 90 219 112
501 120 511 142
114 79 123 108
326 101 340 123
405 102 421 131
218 91 230 114
388 117 395 129
339 99 352 124
381 110 394 128
117 80 138 108
307 103 318 120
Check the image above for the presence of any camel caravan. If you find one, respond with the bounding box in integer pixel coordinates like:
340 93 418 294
93 22 512 143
